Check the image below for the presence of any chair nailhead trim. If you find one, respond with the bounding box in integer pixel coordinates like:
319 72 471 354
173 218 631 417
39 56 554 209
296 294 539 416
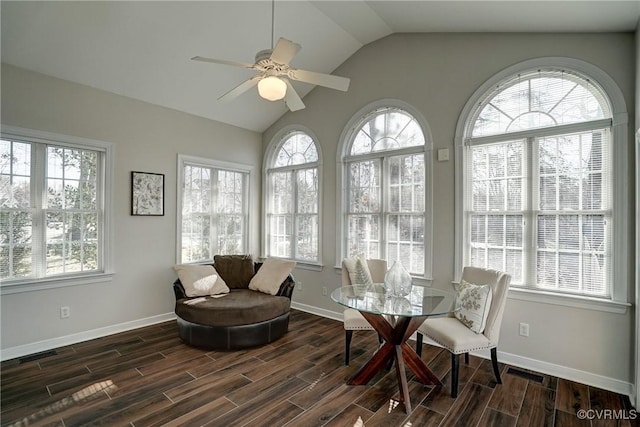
426 336 496 354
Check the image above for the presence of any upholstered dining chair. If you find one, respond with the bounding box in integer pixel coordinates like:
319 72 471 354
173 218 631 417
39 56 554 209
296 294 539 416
341 258 387 365
415 266 511 397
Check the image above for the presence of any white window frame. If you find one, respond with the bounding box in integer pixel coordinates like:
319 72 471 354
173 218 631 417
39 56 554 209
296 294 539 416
176 154 252 265
337 100 434 282
0 125 114 295
262 125 322 269
454 58 630 313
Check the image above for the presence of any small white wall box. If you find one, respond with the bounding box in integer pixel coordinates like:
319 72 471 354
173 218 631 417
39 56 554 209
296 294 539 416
437 148 449 162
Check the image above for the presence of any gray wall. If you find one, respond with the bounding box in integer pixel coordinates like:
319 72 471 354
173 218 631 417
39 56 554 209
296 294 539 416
0 64 262 350
637 20 640 128
635 18 640 410
263 33 636 386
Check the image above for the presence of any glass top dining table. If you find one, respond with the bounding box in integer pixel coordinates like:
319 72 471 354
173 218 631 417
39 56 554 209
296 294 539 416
331 283 457 414
330 283 456 318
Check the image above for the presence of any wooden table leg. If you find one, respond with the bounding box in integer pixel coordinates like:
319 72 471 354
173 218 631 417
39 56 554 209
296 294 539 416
347 342 394 385
393 344 411 413
347 312 441 414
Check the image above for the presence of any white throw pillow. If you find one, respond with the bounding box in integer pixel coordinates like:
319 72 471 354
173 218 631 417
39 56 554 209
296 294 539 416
249 257 296 295
343 254 373 286
174 264 230 297
454 279 493 334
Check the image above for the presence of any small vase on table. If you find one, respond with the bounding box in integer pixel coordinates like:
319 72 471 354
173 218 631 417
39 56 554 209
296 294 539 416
384 261 412 298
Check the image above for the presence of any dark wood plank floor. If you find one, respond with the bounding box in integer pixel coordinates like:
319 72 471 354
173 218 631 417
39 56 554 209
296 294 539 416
1 310 636 427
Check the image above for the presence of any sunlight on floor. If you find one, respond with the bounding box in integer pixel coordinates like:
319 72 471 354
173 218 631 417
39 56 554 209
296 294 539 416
387 398 400 413
305 371 327 391
8 380 117 427
352 415 365 427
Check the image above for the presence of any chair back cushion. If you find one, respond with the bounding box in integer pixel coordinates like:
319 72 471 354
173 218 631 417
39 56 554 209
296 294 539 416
341 257 387 286
460 266 511 344
342 255 373 285
453 279 492 333
366 259 387 283
213 255 255 289
173 264 229 297
249 257 296 295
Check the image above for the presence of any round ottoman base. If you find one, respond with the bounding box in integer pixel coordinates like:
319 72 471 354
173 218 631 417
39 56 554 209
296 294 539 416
176 312 290 350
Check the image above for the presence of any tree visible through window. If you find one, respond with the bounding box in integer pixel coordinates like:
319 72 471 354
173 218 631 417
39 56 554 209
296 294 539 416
464 69 613 297
344 107 427 275
1 137 105 282
266 131 319 262
180 160 249 264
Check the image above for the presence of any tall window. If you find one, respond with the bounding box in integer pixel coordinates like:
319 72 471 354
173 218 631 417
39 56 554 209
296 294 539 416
462 67 617 298
178 156 250 264
342 106 430 276
1 129 112 287
265 130 320 263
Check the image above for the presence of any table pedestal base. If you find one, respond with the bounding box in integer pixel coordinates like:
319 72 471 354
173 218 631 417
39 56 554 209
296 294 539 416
347 312 441 414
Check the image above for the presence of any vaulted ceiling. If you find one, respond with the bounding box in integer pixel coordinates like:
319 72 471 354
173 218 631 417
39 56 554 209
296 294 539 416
2 1 639 132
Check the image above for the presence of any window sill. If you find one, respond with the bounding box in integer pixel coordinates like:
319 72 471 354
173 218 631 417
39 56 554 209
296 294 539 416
294 262 324 272
507 287 630 314
259 256 323 272
411 277 434 287
1 272 115 295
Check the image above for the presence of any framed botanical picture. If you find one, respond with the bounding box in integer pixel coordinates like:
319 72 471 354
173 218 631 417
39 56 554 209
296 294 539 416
131 171 164 216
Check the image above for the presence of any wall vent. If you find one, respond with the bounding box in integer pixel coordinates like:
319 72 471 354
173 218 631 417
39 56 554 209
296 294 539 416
506 367 544 383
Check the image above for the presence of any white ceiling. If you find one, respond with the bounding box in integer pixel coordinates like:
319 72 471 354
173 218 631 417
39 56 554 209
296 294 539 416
2 1 639 132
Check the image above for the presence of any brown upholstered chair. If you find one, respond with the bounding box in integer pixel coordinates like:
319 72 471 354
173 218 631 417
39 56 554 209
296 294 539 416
173 256 295 350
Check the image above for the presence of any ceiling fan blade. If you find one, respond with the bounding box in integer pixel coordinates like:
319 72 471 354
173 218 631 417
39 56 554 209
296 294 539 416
283 79 305 112
270 38 301 65
218 75 261 102
287 68 350 92
192 56 255 69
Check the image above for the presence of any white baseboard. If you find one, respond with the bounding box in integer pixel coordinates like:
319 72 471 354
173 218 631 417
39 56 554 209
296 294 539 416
0 312 176 362
291 301 342 322
493 350 634 398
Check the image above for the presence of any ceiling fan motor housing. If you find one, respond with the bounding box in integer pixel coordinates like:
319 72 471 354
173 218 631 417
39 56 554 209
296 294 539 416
255 49 290 77
255 49 273 63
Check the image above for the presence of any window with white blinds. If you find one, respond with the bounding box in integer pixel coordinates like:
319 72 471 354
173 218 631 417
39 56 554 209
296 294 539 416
265 131 320 263
1 128 113 289
178 156 250 264
464 69 614 298
343 107 428 276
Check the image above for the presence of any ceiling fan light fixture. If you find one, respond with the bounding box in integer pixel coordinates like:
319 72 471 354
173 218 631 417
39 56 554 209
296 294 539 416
258 76 287 101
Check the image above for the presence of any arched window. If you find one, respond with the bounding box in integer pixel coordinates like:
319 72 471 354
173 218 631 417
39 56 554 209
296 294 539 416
264 129 320 263
457 61 629 304
339 103 432 277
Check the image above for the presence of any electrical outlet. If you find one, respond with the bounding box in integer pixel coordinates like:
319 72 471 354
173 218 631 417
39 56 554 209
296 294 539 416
322 286 328 296
60 306 70 319
296 282 303 291
519 322 529 337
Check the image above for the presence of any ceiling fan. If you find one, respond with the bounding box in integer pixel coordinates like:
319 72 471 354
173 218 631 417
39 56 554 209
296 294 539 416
191 2 350 112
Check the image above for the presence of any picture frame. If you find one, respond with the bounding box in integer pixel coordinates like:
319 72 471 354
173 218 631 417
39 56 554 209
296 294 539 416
131 171 164 216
